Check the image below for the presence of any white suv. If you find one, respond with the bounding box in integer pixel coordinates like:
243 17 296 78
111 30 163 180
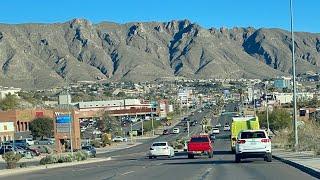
235 130 272 163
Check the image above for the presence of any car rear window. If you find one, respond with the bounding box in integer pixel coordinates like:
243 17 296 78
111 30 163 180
240 131 266 139
152 143 167 146
190 137 209 142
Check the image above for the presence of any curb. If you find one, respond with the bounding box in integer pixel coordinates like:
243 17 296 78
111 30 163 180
272 155 320 179
0 157 112 177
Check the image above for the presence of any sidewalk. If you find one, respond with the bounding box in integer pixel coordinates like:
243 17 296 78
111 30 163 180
273 149 320 179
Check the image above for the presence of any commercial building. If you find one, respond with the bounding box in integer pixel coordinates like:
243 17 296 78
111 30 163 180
274 77 292 89
0 122 14 142
178 88 193 107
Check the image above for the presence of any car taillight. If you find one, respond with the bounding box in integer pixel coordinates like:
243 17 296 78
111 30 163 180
261 139 271 143
150 147 154 150
237 140 246 144
163 147 168 150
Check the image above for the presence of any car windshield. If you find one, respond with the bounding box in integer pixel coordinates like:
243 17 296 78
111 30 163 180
190 137 209 142
240 131 266 139
152 143 167 146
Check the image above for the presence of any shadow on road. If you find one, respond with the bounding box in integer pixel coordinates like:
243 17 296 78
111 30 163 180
213 150 233 155
162 159 255 165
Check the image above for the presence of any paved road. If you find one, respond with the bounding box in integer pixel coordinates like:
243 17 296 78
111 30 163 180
1 105 317 180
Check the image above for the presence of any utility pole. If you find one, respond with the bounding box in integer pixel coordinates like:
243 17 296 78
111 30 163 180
141 108 144 137
66 75 73 156
290 0 298 150
265 83 270 135
151 100 154 136
252 85 256 116
187 121 190 138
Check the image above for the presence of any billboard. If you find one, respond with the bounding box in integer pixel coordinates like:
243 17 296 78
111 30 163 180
55 112 72 133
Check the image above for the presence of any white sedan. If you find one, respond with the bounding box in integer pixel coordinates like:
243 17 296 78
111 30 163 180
212 128 220 134
148 142 175 159
112 136 128 142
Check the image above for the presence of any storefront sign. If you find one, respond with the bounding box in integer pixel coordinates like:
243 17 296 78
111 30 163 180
55 112 72 133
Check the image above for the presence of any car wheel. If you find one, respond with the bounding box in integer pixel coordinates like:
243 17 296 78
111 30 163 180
235 154 241 163
188 154 194 159
265 153 272 162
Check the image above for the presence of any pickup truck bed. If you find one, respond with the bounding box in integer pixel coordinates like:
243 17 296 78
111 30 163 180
187 135 213 159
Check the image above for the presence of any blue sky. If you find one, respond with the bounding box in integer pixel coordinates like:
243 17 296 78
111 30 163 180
0 0 319 33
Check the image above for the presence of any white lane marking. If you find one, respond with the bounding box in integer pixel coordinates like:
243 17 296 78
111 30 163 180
120 171 135 176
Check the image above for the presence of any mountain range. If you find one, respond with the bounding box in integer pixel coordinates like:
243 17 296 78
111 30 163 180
0 19 319 89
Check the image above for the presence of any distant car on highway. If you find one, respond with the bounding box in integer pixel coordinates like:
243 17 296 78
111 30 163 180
215 123 222 127
148 142 175 159
187 135 213 159
112 136 128 142
212 128 220 134
235 130 272 163
172 128 180 134
162 129 170 135
224 125 231 131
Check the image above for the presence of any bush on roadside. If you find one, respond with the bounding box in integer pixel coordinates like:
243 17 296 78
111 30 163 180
90 140 101 148
101 134 112 147
2 152 22 169
40 151 88 165
36 145 53 154
40 155 58 165
73 151 88 161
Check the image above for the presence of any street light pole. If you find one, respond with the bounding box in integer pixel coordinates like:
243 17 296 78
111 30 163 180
265 83 270 135
290 0 298 150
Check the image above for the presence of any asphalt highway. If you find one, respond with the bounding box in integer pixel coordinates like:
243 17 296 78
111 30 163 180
2 104 317 180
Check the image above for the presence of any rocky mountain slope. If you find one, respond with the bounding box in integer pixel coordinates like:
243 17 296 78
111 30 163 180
0 19 319 89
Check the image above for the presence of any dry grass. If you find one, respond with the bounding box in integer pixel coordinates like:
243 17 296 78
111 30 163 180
272 121 320 156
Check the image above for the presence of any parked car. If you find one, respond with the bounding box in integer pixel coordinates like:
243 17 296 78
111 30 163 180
24 147 41 156
224 125 231 131
0 146 14 155
148 142 175 159
15 139 29 148
187 135 213 159
172 128 180 134
235 130 272 163
212 128 220 134
35 138 55 145
112 136 128 142
81 145 96 157
26 138 34 146
162 129 170 135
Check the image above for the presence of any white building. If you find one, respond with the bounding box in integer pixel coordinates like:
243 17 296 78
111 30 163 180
273 92 314 104
76 99 151 111
178 88 193 107
58 92 72 105
0 122 15 142
0 87 21 100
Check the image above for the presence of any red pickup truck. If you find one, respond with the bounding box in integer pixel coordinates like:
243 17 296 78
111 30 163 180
187 135 213 159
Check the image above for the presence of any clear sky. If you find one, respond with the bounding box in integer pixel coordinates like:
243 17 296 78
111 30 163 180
0 0 319 33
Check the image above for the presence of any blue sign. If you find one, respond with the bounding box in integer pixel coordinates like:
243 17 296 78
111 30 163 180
56 115 71 123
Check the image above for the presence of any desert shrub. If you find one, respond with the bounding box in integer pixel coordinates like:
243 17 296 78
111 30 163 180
73 151 88 161
2 152 22 169
102 134 112 147
40 155 58 165
90 140 101 148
